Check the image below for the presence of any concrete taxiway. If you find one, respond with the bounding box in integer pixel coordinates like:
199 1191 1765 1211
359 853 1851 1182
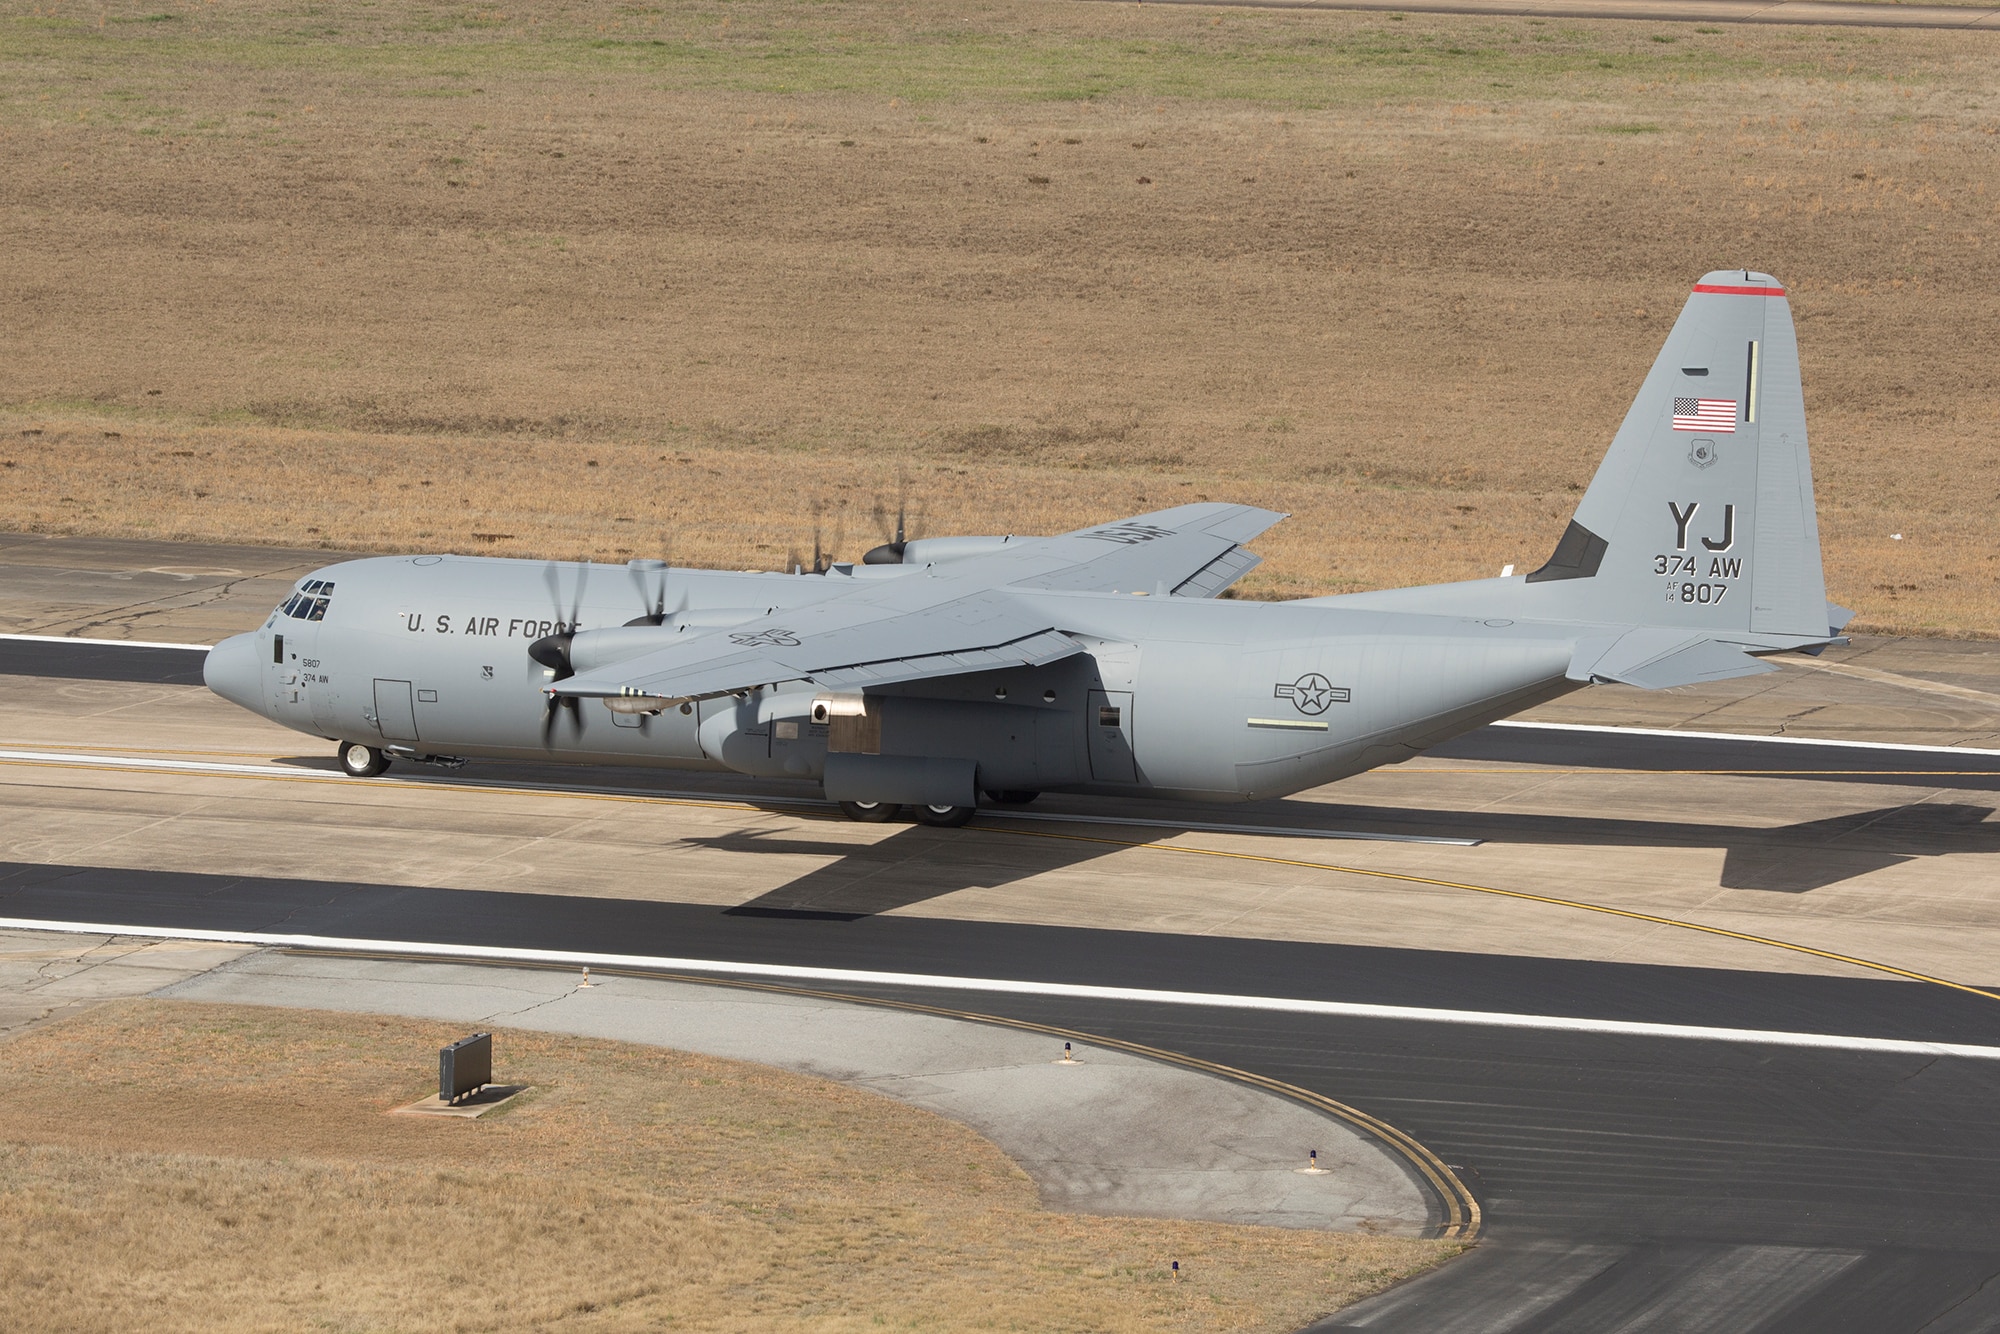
7 532 2000 1330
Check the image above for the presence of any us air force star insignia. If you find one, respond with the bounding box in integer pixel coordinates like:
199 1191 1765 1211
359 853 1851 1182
1688 438 1719 470
1273 672 1349 716
730 628 802 647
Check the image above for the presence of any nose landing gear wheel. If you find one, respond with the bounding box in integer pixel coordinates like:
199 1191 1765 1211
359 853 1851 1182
838 800 902 823
338 741 391 777
916 803 976 828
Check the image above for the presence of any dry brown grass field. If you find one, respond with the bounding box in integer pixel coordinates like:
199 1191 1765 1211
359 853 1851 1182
0 999 1450 1331
1 0 1996 631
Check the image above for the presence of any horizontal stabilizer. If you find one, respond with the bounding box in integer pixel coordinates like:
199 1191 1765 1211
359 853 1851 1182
1570 629 1778 690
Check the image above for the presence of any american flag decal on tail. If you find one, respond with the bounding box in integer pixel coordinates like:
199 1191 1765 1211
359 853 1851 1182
1672 397 1737 433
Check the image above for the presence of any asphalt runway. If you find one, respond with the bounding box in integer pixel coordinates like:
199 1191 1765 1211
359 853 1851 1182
0 635 209 685
11 616 2000 1328
7 864 2000 1331
8 860 2000 1044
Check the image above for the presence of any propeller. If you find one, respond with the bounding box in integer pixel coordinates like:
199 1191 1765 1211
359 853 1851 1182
530 560 589 746
864 472 910 565
623 540 682 626
803 499 848 574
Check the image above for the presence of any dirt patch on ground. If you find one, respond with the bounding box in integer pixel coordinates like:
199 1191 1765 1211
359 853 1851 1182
0 998 1450 1331
1 0 1996 631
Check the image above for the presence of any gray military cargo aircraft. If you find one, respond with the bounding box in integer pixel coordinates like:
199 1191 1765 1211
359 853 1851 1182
205 271 1847 826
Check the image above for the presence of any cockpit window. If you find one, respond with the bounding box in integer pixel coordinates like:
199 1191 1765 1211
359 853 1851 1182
280 582 337 620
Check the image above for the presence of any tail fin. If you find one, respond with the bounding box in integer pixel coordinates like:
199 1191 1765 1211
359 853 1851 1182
1527 270 1832 643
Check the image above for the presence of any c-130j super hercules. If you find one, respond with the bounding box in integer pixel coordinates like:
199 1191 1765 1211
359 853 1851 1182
205 272 1849 827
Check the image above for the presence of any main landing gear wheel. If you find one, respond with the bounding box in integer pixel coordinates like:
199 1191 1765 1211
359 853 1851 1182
838 800 902 823
983 789 1039 806
916 803 976 828
338 741 390 777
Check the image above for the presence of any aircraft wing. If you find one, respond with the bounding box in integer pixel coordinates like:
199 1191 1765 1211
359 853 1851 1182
551 501 1285 703
1008 502 1286 597
552 588 1081 702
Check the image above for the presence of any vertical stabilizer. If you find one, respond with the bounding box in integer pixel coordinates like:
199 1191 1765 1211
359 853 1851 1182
1526 271 1830 639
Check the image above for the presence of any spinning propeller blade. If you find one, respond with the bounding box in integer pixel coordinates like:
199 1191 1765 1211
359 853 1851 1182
863 470 911 564
531 560 590 748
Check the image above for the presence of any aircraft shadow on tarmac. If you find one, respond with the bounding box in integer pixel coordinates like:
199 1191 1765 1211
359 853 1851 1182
269 756 2000 909
1355 799 2000 895
701 824 1134 921
698 799 2000 915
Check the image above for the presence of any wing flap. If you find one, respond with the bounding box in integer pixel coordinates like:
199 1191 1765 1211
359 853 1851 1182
812 629 1082 689
1172 547 1262 598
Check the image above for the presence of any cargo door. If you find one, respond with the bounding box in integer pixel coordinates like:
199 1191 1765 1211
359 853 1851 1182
1087 689 1136 783
372 678 420 742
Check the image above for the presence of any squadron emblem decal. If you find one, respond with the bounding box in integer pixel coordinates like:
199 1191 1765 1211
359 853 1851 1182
730 628 803 648
1688 438 1719 470
1274 673 1349 715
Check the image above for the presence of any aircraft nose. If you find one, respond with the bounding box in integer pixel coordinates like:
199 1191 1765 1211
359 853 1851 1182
203 631 265 712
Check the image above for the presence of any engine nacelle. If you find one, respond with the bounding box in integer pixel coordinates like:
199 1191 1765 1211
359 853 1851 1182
865 535 1025 566
564 609 772 674
902 535 1021 564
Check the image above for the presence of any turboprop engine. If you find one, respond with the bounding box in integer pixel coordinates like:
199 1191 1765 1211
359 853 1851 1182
528 609 772 680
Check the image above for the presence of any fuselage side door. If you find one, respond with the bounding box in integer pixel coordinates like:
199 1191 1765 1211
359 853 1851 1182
1086 688 1137 783
373 678 420 742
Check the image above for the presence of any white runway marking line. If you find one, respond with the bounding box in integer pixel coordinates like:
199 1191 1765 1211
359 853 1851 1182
6 917 1998 1062
0 748 1475 846
0 632 213 651
1491 720 2000 759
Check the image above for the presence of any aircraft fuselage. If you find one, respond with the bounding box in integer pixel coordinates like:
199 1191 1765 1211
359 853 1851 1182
206 553 1584 803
